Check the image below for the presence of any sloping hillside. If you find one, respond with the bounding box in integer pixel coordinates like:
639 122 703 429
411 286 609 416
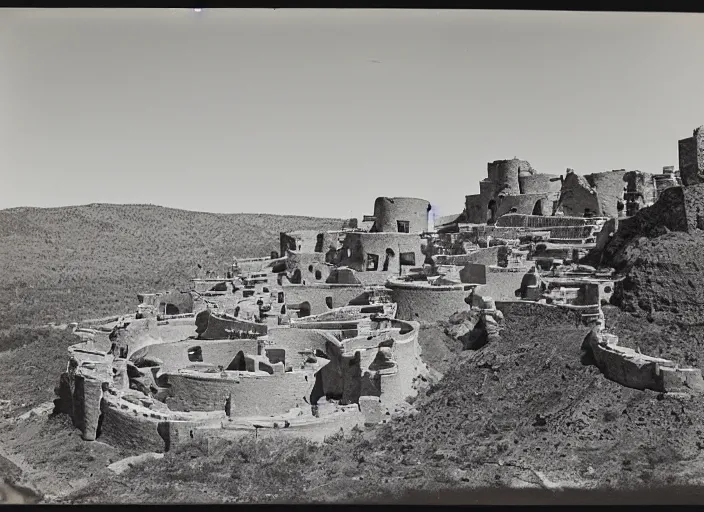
0 204 344 326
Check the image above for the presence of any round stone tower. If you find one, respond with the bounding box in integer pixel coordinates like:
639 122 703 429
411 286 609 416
372 197 431 233
487 159 530 197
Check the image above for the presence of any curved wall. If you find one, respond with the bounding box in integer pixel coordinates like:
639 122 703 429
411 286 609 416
388 284 472 323
372 197 430 233
165 371 314 416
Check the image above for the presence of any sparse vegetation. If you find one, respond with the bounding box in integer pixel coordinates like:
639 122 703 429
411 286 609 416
0 204 344 327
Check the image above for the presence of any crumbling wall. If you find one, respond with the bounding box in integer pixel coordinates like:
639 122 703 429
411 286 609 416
138 290 194 315
285 251 333 284
434 246 501 266
130 338 261 373
495 300 583 327
464 194 486 224
678 126 704 186
494 193 553 218
584 330 704 393
487 159 528 196
195 309 267 340
99 401 167 452
266 326 337 368
337 232 425 272
586 170 628 219
387 284 472 323
476 269 529 301
165 371 313 416
283 284 367 317
371 197 430 233
519 173 561 196
278 230 320 256
555 169 601 217
624 171 657 216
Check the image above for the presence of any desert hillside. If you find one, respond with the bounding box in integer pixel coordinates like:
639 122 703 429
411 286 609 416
0 204 344 326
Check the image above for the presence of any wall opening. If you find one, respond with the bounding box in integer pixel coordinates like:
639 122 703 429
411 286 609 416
399 252 416 266
532 200 544 216
277 291 285 303
299 302 311 318
366 253 379 271
164 303 180 315
291 269 302 284
308 265 314 272
187 346 203 362
325 296 333 309
315 270 322 280
382 248 395 271
397 220 410 233
487 200 497 223
227 350 247 371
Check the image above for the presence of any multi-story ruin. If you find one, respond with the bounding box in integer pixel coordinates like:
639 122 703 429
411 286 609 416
52 125 704 458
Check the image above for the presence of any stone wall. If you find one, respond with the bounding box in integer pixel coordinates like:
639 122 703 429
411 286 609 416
586 170 628 219
165 371 313 416
387 284 472 323
99 401 167 452
584 330 704 394
372 197 430 234
678 126 704 186
283 283 368 317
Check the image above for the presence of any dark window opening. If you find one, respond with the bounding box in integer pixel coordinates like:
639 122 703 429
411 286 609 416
188 346 203 362
277 291 285 303
243 290 254 298
299 302 311 318
604 286 613 294
366 253 379 271
325 296 333 309
263 287 269 293
308 265 314 272
397 220 410 233
399 252 416 266
291 269 302 284
383 248 395 271
315 270 322 280
164 303 179 315
281 304 286 314
487 200 497 223
532 200 543 216
266 348 286 365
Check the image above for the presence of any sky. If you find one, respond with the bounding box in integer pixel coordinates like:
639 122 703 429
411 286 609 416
1 9 703 221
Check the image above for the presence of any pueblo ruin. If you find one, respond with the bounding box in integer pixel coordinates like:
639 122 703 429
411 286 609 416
53 125 704 455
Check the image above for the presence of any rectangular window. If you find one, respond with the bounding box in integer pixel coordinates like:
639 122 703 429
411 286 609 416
399 252 416 266
397 220 410 233
366 253 379 271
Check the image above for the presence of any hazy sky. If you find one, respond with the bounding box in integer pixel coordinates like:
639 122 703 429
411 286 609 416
1 9 703 220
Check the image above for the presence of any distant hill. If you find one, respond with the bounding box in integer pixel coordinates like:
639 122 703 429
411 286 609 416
0 204 344 326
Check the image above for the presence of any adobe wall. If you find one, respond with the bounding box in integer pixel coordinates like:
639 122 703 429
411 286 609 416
129 339 261 373
283 284 367 316
487 159 529 196
625 171 657 214
165 371 313 416
266 327 339 368
196 310 268 340
586 170 628 219
682 182 704 231
285 252 333 284
495 193 553 218
585 330 704 394
556 169 601 217
387 284 471 323
99 401 167 452
678 126 704 186
519 173 562 196
372 197 430 233
279 230 320 255
337 232 426 272
434 246 501 267
465 194 487 224
476 269 529 301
